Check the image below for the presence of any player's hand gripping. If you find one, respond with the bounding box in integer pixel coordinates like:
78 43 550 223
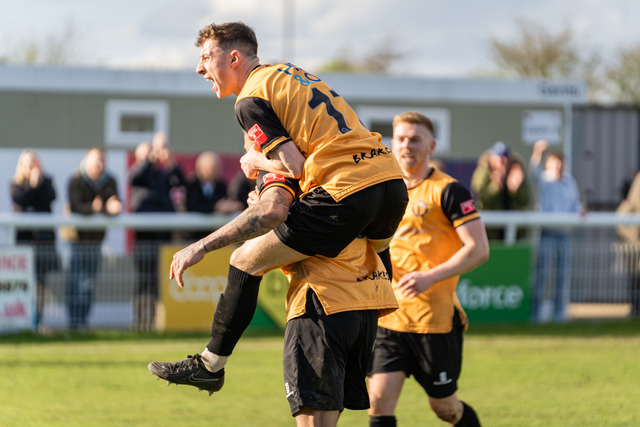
169 241 207 288
239 149 261 179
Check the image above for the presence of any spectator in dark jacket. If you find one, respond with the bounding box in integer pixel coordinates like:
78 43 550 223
129 132 186 330
218 169 255 214
66 148 122 330
10 149 58 329
184 151 228 241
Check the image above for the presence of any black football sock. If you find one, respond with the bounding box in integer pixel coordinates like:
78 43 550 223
455 401 481 427
369 415 396 427
206 265 262 356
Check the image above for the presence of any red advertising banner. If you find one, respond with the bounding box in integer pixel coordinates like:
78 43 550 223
0 246 35 333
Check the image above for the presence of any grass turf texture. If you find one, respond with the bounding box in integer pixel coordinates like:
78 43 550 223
1 320 639 426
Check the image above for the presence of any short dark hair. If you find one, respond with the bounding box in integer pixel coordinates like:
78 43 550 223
547 150 565 162
393 111 435 135
195 22 258 57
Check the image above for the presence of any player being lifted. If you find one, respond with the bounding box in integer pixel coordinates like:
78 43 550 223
149 21 407 424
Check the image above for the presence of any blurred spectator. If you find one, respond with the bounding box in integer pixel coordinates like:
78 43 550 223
471 141 532 240
215 132 256 215
616 170 640 317
130 133 186 216
216 169 255 214
10 149 59 330
529 139 584 323
183 151 228 240
621 168 637 201
129 132 186 331
213 132 256 215
66 148 122 330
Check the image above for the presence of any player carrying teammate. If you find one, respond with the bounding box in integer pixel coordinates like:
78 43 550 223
149 24 408 418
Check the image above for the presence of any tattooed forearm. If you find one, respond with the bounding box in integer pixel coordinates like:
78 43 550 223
201 187 293 253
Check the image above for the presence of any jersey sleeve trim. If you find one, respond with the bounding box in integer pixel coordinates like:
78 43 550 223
236 96 292 159
452 212 481 228
258 182 297 199
256 170 299 199
441 181 479 225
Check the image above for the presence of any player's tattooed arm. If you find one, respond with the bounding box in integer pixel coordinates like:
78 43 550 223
201 186 293 252
169 185 293 288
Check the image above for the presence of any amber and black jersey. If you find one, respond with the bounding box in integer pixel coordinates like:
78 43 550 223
256 170 398 322
236 63 405 201
378 168 481 334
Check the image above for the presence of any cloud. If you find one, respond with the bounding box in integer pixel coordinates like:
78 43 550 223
2 0 640 77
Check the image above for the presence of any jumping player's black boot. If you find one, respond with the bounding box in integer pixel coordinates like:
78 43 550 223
148 353 225 396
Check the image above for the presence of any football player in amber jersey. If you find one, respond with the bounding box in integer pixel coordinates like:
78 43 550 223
255 172 397 425
367 112 489 427
150 133 398 425
153 21 408 413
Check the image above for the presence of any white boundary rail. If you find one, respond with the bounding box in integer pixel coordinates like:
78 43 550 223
2 211 640 329
4 211 640 243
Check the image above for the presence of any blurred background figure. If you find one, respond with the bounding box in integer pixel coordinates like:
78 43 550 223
616 169 640 318
215 169 255 215
66 148 122 330
10 149 59 330
529 139 584 323
214 132 257 215
183 151 228 241
129 132 185 331
211 132 257 216
471 141 532 240
620 168 637 201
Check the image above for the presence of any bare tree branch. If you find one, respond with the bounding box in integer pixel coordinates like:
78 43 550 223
608 43 640 104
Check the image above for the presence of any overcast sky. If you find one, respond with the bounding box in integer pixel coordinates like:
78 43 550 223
1 0 639 77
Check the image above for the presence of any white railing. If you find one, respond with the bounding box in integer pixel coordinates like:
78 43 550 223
2 210 640 244
0 212 238 245
479 211 640 244
2 210 639 330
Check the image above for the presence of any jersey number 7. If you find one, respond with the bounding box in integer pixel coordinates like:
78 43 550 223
308 87 352 134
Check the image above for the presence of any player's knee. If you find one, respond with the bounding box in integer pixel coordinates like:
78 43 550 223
430 398 462 424
294 407 339 426
229 247 258 274
229 247 244 267
368 390 393 415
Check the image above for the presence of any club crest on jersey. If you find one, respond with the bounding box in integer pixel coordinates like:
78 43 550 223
248 123 268 148
262 173 286 186
460 199 476 215
412 200 428 217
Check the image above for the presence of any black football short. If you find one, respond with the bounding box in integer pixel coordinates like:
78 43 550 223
282 289 378 415
274 179 408 257
368 310 464 399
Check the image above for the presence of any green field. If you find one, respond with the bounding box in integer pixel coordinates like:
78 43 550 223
1 320 639 426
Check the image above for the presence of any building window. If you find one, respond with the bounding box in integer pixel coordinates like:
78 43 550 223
357 106 451 153
105 100 169 147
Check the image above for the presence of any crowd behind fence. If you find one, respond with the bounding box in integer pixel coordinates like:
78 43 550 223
2 211 640 331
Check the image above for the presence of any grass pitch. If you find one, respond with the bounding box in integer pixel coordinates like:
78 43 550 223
1 319 639 426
